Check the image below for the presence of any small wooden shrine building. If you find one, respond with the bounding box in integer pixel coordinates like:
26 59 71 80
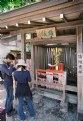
0 0 83 120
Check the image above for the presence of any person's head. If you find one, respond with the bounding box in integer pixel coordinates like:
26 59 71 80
17 65 26 71
17 59 26 71
5 53 15 64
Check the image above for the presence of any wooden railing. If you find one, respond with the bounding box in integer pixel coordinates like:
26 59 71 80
36 69 67 101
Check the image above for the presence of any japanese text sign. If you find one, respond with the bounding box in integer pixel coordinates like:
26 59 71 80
77 53 83 76
36 27 56 38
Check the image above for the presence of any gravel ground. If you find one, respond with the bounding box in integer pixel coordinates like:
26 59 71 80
0 84 78 121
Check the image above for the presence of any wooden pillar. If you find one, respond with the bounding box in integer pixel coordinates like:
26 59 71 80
21 33 26 60
77 26 83 121
31 45 35 86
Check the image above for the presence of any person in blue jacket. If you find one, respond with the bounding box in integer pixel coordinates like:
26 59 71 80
14 59 35 121
1 53 17 116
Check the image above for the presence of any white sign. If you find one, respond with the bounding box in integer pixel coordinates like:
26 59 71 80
77 53 83 76
46 72 53 83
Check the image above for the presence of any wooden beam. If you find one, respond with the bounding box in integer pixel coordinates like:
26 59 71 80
77 26 83 120
0 27 11 34
21 32 26 60
79 11 83 20
15 23 42 28
26 35 76 45
60 14 68 22
31 45 35 88
0 26 20 34
10 19 83 35
35 87 77 103
42 17 57 23
66 85 77 92
46 20 83 29
1 35 17 40
28 20 47 25
0 0 83 27
0 0 69 21
6 25 20 30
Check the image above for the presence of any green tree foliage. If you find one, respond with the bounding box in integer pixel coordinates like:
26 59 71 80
11 0 21 8
0 0 36 12
0 5 2 11
0 0 9 10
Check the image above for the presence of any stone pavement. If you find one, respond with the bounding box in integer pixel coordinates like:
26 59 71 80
0 84 78 121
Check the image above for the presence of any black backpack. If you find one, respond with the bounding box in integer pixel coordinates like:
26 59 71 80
0 71 3 80
0 64 3 80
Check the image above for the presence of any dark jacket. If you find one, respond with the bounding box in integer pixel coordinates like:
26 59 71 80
1 63 14 86
14 70 32 98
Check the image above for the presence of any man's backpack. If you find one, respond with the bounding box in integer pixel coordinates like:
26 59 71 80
0 71 3 80
0 64 3 79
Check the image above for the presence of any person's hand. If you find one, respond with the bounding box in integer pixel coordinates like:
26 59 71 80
14 64 18 69
11 60 15 66
29 82 32 88
3 58 6 63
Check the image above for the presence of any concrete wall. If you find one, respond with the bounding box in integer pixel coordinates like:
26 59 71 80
0 40 16 58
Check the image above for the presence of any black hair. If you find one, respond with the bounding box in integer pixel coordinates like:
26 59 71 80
17 65 26 72
6 53 15 60
18 65 25 69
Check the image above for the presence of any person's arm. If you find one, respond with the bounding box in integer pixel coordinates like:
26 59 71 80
27 70 31 82
2 64 14 76
13 72 17 98
27 71 32 88
13 72 17 82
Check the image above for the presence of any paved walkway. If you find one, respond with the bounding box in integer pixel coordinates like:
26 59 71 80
0 84 78 121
